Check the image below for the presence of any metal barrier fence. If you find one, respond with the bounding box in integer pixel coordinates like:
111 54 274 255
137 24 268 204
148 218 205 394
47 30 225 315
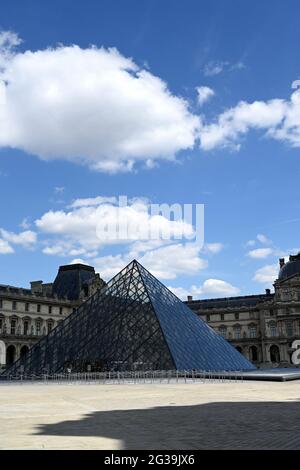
0 369 244 384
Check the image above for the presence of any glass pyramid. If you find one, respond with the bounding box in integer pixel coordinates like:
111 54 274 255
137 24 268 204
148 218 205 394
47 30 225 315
3 260 255 375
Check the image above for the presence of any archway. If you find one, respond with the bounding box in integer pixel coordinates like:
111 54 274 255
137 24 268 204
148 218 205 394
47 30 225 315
6 345 16 366
249 345 258 362
270 345 280 363
20 345 29 358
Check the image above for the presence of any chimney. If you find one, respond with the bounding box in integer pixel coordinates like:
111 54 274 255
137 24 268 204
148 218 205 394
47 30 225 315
279 258 285 269
187 295 193 302
30 280 43 293
265 288 271 295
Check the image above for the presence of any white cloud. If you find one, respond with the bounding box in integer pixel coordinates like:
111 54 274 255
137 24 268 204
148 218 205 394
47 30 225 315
36 197 196 257
203 61 228 76
169 278 240 300
256 233 272 245
90 242 208 281
0 31 21 50
247 247 273 259
199 98 287 150
253 264 278 283
203 242 224 254
54 186 65 194
196 86 215 106
19 217 31 230
138 243 208 279
203 60 245 77
199 89 300 151
246 239 256 247
0 239 14 254
69 258 86 265
0 228 37 247
0 33 200 173
0 30 22 69
69 196 117 208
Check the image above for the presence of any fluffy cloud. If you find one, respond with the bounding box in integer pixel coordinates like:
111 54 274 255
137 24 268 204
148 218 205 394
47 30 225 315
36 197 196 257
0 239 14 254
85 242 207 281
196 86 215 106
0 228 37 247
138 243 207 279
247 247 273 259
253 264 278 283
0 32 200 173
199 89 300 151
169 278 240 300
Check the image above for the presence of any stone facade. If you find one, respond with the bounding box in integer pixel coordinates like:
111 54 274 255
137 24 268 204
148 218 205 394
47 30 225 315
0 263 105 370
186 254 300 368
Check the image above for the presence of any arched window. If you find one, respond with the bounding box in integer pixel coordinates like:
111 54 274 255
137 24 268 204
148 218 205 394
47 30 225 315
6 344 16 365
270 345 280 363
20 345 29 357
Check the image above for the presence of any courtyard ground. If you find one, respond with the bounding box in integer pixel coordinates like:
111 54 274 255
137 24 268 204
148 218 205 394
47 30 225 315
1 379 300 449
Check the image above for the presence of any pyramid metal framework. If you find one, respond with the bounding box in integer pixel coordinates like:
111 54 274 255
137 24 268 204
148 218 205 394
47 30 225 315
4 260 255 375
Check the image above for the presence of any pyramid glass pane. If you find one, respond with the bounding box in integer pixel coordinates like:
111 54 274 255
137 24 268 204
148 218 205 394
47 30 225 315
137 262 255 371
3 260 255 376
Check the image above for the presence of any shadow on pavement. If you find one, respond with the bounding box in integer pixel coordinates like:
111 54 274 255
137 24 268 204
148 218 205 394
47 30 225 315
35 400 300 449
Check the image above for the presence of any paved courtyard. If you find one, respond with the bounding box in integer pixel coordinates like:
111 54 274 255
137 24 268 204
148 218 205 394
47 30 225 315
1 379 300 449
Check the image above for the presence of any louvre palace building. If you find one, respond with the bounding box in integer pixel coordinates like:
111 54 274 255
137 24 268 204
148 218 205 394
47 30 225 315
0 264 105 371
1 253 300 371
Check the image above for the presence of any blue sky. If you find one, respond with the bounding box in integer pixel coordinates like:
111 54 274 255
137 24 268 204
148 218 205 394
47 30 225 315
0 0 300 299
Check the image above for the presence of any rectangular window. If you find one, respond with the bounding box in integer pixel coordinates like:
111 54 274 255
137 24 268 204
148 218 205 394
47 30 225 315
286 321 293 337
0 299 2 308
24 321 29 335
11 319 16 335
206 314 210 322
234 313 239 320
0 318 2 333
36 321 41 335
270 324 277 337
37 304 41 313
234 328 241 339
220 313 224 321
48 306 52 314
219 327 227 339
25 302 29 312
12 301 17 310
59 307 63 315
47 322 53 334
249 326 257 338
